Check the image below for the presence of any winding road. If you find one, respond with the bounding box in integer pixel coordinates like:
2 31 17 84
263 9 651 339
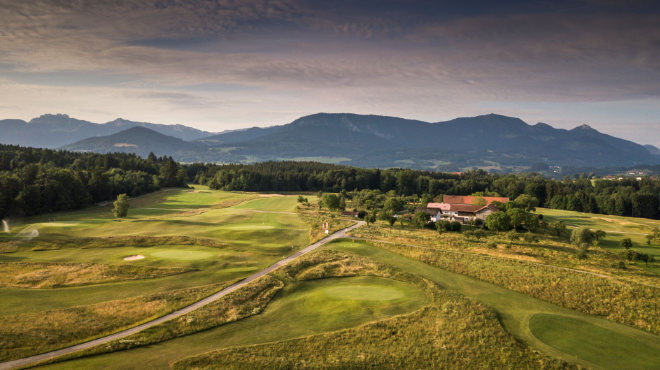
0 221 364 370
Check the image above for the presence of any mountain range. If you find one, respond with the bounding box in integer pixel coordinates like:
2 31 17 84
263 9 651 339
2 113 659 172
0 114 213 148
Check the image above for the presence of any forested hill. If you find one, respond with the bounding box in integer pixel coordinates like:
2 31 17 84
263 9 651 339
2 145 659 220
190 161 660 219
0 144 187 218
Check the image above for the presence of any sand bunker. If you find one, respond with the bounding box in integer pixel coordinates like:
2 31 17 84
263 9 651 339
258 194 284 197
123 254 145 261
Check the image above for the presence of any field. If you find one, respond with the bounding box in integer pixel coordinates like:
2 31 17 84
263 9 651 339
537 207 660 274
2 188 659 369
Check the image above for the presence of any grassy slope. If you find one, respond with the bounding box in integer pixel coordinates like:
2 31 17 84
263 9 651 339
40 276 427 370
536 207 660 274
328 239 660 370
0 187 315 360
0 188 309 313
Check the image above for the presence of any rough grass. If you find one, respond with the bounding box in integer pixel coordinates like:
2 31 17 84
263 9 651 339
369 238 660 334
38 251 429 369
0 262 191 288
174 287 567 369
296 203 354 242
352 222 657 285
351 223 660 334
328 239 660 369
0 283 224 362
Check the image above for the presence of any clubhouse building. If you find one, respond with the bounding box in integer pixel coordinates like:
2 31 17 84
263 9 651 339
426 195 509 223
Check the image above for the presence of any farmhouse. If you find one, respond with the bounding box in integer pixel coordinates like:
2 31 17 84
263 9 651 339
427 195 509 223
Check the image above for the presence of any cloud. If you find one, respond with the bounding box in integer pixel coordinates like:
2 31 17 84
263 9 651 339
0 0 658 144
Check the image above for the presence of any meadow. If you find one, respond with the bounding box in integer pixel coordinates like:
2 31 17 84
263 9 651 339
536 207 660 274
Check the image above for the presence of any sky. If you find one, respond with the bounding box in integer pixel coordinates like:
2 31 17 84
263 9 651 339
1 0 659 146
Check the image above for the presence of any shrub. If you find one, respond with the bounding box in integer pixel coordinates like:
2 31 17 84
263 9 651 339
570 227 594 246
112 194 129 218
621 238 633 250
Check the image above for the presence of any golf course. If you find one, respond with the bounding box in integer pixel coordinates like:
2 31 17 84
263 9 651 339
1 186 659 369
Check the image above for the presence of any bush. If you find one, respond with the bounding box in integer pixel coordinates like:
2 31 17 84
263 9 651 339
570 227 594 246
621 238 633 250
506 230 519 242
112 194 129 218
487 242 497 249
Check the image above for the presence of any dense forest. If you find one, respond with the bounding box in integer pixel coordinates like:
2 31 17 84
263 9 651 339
190 161 660 219
0 145 186 218
2 147 659 220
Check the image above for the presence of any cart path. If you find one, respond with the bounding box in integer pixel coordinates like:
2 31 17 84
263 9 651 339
0 221 364 370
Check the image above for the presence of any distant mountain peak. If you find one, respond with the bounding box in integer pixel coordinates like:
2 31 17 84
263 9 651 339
534 122 553 129
572 123 597 132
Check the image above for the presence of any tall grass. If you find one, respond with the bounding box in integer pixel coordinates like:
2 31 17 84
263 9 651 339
0 283 223 361
369 239 660 334
0 262 190 288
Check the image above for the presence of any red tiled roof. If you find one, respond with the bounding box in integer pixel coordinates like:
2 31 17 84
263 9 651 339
447 204 484 213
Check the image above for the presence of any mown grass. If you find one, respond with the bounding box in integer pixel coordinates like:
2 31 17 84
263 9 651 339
529 314 660 369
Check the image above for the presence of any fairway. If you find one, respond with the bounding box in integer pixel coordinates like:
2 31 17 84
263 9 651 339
39 276 427 370
529 314 660 369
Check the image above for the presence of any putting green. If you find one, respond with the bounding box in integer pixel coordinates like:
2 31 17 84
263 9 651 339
529 314 660 369
322 284 406 301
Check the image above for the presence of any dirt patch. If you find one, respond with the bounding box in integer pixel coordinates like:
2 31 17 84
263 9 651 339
123 255 145 261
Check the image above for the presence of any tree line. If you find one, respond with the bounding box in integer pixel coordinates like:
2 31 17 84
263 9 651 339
190 161 660 219
0 145 186 218
3 150 659 220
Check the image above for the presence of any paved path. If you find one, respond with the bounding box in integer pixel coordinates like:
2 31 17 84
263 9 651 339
0 221 364 370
